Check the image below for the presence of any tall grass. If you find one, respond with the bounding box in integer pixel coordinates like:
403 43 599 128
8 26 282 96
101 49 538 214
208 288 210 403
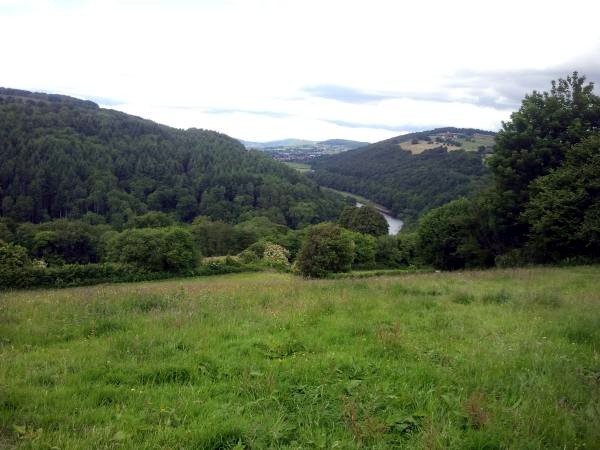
1 267 599 449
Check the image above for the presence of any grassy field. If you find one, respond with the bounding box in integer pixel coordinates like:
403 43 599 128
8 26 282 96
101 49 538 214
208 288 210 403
283 162 312 173
398 133 495 154
1 267 599 449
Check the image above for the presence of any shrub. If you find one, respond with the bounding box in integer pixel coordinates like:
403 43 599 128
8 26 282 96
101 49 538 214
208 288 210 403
0 262 168 290
375 235 403 268
105 227 198 273
262 243 290 267
0 241 32 287
238 249 259 264
345 231 376 268
296 223 355 278
127 211 174 229
339 205 388 237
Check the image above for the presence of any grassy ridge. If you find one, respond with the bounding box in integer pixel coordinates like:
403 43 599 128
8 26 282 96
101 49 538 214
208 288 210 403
1 267 599 448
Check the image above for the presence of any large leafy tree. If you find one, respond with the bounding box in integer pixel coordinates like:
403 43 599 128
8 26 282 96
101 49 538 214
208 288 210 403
488 72 600 250
339 205 388 236
416 198 489 270
523 133 600 261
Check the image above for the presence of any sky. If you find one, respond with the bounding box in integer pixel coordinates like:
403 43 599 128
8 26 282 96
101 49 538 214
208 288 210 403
1 0 600 143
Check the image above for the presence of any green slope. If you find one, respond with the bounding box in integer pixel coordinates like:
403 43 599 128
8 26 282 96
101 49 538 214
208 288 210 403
310 128 495 221
0 88 345 227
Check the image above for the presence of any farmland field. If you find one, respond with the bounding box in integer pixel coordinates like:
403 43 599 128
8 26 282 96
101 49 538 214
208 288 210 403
1 267 599 449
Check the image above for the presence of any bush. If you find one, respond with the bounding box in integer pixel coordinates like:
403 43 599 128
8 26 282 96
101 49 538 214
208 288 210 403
0 242 31 284
0 262 169 290
339 205 388 237
345 231 376 268
416 198 488 270
238 249 260 264
195 259 260 276
262 243 290 267
296 223 355 278
127 211 174 229
105 227 198 272
494 249 531 268
375 235 403 268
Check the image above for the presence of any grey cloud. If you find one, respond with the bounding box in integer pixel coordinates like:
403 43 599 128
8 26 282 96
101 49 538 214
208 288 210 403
303 84 394 103
446 55 600 110
303 50 600 111
173 106 291 119
325 119 437 133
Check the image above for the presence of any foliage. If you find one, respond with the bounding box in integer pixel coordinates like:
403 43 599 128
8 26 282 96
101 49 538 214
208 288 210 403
344 230 377 268
412 73 600 268
417 198 491 270
339 205 388 236
27 219 102 265
190 216 236 256
522 133 600 261
395 232 419 267
262 242 290 267
0 262 164 289
0 241 31 273
487 72 600 251
0 88 345 227
105 227 198 272
296 223 355 277
127 211 174 228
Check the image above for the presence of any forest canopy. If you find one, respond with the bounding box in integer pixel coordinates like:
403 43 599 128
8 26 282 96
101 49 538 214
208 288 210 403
0 88 345 228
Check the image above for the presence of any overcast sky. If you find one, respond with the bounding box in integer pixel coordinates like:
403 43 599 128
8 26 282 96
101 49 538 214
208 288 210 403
2 0 600 142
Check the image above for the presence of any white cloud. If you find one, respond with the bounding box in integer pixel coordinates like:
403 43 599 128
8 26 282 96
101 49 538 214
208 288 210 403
2 0 600 141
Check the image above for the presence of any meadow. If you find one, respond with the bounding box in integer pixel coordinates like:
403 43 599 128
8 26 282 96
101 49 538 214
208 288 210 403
1 266 599 449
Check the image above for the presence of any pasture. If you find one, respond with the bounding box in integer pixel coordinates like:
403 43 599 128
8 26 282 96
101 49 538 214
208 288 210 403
1 267 599 449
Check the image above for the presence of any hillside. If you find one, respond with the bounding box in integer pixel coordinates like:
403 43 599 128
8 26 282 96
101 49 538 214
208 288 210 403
310 128 494 221
0 88 345 227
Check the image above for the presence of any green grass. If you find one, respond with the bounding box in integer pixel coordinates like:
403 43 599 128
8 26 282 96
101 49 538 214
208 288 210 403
283 162 312 173
1 267 599 449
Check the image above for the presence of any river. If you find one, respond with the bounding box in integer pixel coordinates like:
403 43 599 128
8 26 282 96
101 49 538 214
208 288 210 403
356 202 403 235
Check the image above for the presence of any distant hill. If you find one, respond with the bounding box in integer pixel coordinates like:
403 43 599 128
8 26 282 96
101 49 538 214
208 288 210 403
310 128 495 221
0 88 345 227
241 138 371 161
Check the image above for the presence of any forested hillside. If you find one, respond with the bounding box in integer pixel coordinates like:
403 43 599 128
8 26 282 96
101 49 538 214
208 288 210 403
0 88 345 228
310 128 493 220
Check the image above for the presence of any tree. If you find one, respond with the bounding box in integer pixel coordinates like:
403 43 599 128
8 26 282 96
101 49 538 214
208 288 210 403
345 230 377 268
0 241 31 271
128 211 174 229
417 198 488 270
296 223 355 278
190 216 235 256
522 133 600 261
488 72 600 249
106 227 198 272
0 240 32 287
339 205 388 236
